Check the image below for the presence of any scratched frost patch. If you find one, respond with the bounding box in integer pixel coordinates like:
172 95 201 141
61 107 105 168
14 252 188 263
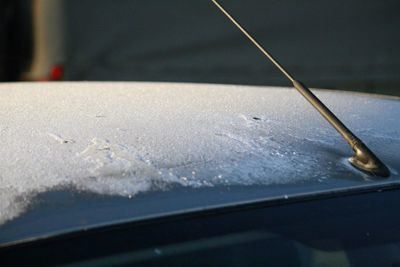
212 114 339 184
75 138 186 195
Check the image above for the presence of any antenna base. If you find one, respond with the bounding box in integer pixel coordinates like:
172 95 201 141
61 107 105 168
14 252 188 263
349 142 390 177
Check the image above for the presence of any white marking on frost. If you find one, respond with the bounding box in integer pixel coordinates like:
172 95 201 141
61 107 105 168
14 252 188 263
48 133 75 144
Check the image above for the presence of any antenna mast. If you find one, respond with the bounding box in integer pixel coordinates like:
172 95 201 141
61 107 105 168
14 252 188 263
211 0 390 177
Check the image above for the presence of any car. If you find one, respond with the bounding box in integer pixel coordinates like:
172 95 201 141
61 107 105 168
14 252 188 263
1 1 400 266
0 81 399 266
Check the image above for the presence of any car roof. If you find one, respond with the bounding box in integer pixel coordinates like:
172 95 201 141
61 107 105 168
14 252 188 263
1 81 399 245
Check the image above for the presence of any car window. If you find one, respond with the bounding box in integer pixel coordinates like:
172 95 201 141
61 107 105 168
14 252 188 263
3 187 400 267
63 231 353 267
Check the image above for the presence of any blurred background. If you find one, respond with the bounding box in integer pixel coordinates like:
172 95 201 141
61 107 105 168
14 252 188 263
1 0 399 95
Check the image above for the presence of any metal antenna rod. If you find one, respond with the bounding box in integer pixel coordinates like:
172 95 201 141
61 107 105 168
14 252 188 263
211 0 294 82
211 0 390 177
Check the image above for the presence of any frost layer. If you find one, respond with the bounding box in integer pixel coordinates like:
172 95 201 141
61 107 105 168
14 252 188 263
1 82 399 224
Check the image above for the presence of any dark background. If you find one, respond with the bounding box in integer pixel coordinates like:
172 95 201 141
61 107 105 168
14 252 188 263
1 0 400 95
0 0 32 81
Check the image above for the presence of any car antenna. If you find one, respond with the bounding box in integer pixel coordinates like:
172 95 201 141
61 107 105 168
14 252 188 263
211 0 390 178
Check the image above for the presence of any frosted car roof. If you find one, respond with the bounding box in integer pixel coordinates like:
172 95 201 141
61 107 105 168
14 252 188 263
1 82 399 244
